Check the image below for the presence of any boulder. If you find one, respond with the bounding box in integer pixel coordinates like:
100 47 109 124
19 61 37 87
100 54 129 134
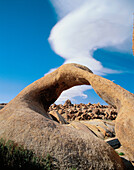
49 110 68 124
0 63 125 169
86 66 134 163
63 99 73 107
80 119 115 139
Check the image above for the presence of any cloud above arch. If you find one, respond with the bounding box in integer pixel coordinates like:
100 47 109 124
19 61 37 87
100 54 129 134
48 0 134 103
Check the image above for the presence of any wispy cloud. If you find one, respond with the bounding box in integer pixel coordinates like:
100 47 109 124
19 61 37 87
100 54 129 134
48 0 134 104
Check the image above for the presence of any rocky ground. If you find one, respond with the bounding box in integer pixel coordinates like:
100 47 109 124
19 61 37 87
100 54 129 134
0 100 118 122
0 101 133 169
48 99 117 121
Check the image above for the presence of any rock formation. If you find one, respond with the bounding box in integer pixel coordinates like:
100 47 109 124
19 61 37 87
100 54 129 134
49 63 134 163
0 101 118 121
49 101 118 121
85 67 134 164
0 63 125 169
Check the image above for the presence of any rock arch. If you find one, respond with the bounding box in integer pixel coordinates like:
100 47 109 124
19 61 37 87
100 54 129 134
0 63 131 169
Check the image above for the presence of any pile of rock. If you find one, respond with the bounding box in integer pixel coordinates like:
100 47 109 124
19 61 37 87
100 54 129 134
0 101 117 122
0 101 116 139
48 99 117 122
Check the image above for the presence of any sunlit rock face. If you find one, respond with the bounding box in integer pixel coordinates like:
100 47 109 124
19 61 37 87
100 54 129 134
0 63 130 169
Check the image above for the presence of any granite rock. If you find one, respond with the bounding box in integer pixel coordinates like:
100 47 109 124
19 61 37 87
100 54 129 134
0 64 125 169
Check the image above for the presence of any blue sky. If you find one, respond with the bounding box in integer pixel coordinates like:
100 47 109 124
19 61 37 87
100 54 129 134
0 0 64 102
0 0 134 104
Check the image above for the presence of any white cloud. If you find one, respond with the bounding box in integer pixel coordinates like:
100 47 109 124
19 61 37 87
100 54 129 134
48 0 134 103
49 0 87 20
56 85 92 104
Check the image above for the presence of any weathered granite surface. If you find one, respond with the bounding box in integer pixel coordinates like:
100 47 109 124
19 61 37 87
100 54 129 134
0 63 131 169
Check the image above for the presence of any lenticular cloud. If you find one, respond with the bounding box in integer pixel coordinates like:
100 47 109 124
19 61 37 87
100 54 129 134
48 0 134 104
